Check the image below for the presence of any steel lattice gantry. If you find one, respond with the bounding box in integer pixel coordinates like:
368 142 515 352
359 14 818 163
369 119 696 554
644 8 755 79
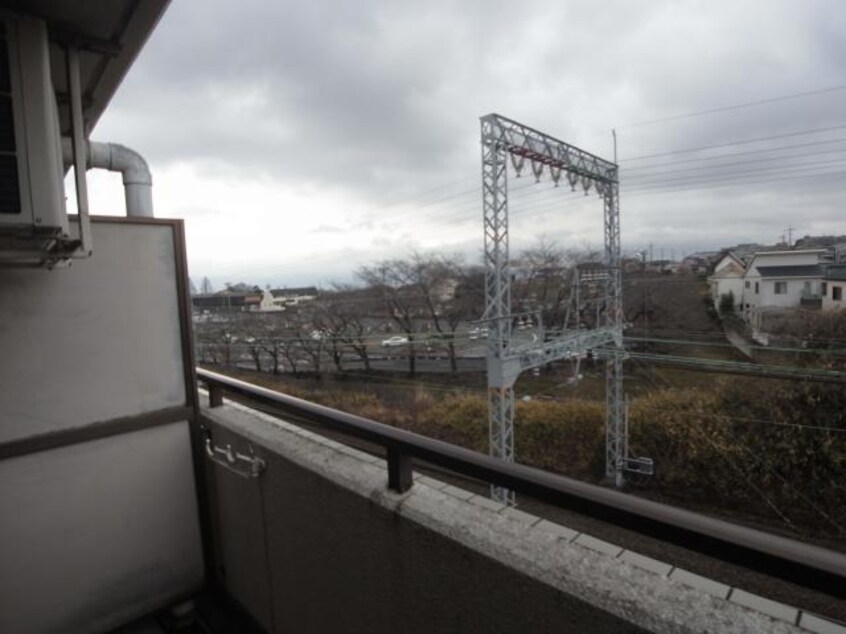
480 114 625 504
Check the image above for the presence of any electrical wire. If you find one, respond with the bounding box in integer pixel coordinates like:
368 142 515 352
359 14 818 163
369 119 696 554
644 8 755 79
615 84 846 130
621 137 846 173
621 123 846 162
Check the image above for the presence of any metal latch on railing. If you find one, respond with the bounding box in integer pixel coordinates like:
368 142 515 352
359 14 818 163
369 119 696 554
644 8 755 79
203 430 266 478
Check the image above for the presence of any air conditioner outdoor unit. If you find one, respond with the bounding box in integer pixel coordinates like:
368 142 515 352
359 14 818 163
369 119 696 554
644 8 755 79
0 14 70 266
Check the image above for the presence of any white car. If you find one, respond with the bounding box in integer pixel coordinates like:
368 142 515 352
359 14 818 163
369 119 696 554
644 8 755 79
381 335 409 347
468 327 489 340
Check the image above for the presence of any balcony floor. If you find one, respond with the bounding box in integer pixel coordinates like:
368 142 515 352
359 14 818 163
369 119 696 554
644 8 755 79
110 591 264 634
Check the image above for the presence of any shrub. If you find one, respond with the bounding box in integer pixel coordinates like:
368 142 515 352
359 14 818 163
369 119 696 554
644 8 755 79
628 389 736 498
415 394 489 452
718 291 735 314
516 399 604 478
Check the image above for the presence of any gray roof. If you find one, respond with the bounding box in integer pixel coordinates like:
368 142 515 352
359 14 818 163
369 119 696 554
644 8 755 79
824 265 846 281
756 265 823 278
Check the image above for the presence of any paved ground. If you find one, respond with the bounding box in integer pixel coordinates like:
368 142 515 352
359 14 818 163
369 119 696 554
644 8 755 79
724 326 755 358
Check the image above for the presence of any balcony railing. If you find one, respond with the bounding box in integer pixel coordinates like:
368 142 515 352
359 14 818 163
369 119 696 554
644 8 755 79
801 289 823 309
197 368 845 600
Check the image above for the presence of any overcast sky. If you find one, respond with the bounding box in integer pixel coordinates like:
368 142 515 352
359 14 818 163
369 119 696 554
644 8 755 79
76 0 846 288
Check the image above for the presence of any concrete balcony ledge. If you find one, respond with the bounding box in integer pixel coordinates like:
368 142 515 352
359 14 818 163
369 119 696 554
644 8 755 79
201 399 843 634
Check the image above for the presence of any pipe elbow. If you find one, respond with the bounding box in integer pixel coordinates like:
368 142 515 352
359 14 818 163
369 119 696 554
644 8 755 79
61 138 154 217
107 143 152 187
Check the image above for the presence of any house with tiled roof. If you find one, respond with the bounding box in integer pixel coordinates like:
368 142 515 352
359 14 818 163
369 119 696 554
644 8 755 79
740 250 827 330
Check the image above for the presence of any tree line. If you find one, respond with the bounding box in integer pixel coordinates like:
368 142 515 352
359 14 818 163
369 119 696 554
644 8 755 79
194 240 629 376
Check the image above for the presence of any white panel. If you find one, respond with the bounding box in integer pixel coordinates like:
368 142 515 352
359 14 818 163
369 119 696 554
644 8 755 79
0 422 204 634
0 220 186 443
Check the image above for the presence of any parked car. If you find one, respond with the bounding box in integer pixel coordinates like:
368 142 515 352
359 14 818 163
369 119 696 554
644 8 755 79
381 335 409 347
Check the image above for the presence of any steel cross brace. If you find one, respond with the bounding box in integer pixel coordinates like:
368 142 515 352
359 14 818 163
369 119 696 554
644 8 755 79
482 113 617 186
489 327 619 387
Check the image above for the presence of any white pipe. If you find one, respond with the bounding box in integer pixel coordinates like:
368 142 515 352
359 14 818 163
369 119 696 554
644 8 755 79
61 138 154 218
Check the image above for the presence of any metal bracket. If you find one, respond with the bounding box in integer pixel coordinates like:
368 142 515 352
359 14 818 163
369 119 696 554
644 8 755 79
66 45 92 261
203 430 265 479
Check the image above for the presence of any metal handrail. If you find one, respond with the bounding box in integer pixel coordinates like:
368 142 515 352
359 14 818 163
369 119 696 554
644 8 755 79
196 367 845 599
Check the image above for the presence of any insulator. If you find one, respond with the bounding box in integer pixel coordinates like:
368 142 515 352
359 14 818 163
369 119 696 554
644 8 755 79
531 160 544 182
550 166 562 187
567 172 579 190
510 153 525 177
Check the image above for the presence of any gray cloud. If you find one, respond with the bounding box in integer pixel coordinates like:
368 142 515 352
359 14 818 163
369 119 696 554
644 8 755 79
91 0 846 279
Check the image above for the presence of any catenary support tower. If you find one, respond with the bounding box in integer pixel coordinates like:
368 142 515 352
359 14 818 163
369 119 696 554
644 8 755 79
480 114 625 503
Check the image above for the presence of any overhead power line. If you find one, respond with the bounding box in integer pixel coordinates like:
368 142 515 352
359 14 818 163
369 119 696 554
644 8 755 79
622 167 846 199
622 145 846 181
622 123 846 162
621 136 846 172
616 84 846 130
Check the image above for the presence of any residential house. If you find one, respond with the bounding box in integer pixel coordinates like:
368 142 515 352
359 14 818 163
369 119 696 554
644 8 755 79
679 250 719 275
708 251 746 311
263 286 319 309
792 234 846 263
192 288 262 314
740 250 827 330
646 259 679 274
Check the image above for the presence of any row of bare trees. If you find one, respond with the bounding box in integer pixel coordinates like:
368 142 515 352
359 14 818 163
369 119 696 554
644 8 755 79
195 241 614 376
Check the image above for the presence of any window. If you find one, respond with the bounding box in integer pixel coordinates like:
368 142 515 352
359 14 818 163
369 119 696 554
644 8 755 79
755 282 759 294
834 286 843 301
774 281 787 294
822 282 828 295
745 281 750 289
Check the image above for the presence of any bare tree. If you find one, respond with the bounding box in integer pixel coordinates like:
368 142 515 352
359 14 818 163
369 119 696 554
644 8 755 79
201 276 214 294
261 337 284 374
357 260 424 375
333 289 375 371
406 253 478 372
514 237 572 330
437 264 485 369
245 337 263 372
310 295 349 372
317 285 376 371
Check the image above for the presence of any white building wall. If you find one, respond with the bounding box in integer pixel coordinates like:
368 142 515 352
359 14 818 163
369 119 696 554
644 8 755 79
0 219 203 633
711 276 744 309
758 279 806 309
823 281 846 311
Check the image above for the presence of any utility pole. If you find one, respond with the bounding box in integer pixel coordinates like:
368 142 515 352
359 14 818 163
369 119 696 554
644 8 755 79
785 225 795 248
